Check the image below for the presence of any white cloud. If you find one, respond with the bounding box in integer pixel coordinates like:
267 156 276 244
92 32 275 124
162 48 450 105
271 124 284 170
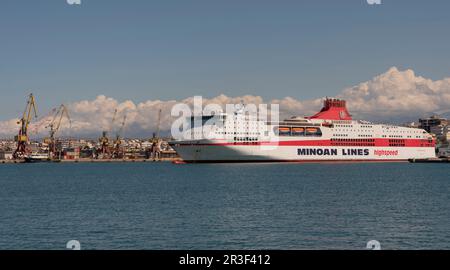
1 67 450 138
339 67 450 120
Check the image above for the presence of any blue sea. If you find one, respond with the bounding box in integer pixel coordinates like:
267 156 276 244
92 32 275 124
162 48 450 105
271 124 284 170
0 162 450 250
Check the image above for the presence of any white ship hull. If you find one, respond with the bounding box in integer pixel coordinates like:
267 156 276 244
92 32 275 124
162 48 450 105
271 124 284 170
171 141 436 163
170 98 437 163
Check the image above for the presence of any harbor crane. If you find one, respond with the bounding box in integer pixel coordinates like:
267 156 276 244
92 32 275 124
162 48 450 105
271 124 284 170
151 108 162 142
98 109 117 159
112 114 127 159
45 104 71 159
13 94 38 159
150 109 163 160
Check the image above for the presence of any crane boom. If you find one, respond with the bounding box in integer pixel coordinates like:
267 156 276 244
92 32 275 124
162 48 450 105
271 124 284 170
156 108 162 139
48 104 71 137
46 104 71 159
110 109 118 135
117 114 127 139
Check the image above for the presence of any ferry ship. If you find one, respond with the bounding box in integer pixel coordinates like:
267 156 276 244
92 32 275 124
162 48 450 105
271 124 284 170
169 98 436 163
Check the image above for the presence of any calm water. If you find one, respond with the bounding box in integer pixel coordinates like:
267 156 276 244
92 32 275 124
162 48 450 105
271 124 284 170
0 162 450 250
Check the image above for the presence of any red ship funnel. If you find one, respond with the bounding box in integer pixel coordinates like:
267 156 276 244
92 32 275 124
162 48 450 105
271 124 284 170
307 98 352 120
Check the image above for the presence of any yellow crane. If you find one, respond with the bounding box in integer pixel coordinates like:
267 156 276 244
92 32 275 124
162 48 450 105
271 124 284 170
45 104 71 159
112 114 127 159
98 109 117 159
13 94 38 159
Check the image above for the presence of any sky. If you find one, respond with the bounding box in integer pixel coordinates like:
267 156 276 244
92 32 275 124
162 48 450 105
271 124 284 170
1 0 450 137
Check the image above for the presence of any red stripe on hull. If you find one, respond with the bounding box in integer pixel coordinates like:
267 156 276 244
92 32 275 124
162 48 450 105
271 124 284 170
175 138 434 148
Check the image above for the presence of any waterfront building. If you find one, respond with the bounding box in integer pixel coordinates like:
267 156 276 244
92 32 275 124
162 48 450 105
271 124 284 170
419 116 448 133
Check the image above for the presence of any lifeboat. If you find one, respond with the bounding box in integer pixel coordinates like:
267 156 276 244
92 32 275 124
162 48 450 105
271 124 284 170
292 127 305 133
278 127 291 133
306 128 318 133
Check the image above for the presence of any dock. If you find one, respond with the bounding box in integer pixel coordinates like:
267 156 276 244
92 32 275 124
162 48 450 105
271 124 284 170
60 158 180 163
1 157 181 164
408 158 450 163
